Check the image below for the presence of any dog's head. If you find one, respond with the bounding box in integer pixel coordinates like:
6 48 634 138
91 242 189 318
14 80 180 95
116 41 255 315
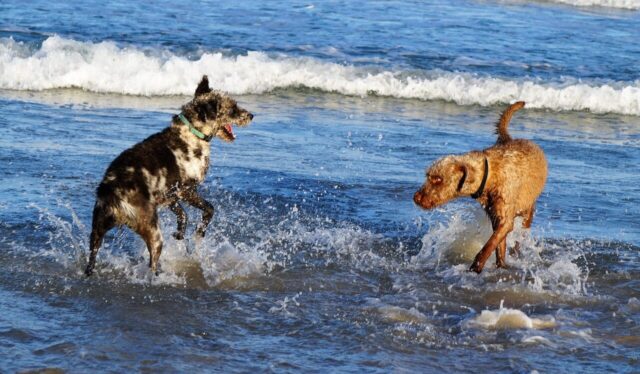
413 153 484 210
179 75 253 142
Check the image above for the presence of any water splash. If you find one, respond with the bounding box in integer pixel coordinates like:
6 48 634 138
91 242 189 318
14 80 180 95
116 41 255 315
410 205 590 297
20 196 396 288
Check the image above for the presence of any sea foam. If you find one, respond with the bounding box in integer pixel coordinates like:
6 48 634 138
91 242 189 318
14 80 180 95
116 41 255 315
1 35 639 115
466 301 556 330
548 0 640 9
410 206 590 298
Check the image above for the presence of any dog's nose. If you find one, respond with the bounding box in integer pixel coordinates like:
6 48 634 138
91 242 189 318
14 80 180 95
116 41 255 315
249 113 254 120
414 189 433 209
413 190 423 206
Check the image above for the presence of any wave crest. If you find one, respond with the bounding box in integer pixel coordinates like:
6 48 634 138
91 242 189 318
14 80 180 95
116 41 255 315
1 36 639 115
548 0 640 9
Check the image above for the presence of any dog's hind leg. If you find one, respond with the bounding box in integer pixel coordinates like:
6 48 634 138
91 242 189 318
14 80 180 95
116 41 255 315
495 239 507 268
511 205 535 258
183 189 214 238
169 201 187 240
132 208 163 275
85 204 115 276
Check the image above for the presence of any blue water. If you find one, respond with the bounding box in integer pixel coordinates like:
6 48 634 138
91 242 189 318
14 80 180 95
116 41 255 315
3 0 640 81
1 1 639 372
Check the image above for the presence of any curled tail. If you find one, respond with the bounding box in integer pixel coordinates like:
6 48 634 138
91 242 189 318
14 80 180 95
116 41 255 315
496 101 525 144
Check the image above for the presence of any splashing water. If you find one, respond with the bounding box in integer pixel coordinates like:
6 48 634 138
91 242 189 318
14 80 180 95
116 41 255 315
409 205 590 299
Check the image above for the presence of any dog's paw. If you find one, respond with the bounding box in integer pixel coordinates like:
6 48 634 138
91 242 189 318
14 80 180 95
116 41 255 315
153 263 162 276
84 266 94 277
469 262 484 274
173 232 185 240
509 243 522 258
195 228 206 238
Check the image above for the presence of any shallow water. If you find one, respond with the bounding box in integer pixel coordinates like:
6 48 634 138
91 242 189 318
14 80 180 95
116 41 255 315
1 0 640 372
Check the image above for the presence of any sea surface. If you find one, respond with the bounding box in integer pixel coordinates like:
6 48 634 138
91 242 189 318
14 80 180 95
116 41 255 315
1 0 639 372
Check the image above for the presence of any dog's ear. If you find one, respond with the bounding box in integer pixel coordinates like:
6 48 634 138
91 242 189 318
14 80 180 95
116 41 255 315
196 103 208 122
457 164 467 192
195 75 212 97
195 102 217 122
456 160 478 195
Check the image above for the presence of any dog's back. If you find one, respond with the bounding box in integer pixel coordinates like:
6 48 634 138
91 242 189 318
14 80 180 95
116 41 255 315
485 101 547 214
95 127 188 226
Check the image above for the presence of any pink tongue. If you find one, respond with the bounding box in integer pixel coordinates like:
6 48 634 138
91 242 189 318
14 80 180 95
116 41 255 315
225 124 235 138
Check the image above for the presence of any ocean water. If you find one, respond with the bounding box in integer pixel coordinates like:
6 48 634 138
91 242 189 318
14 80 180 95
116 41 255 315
1 0 639 372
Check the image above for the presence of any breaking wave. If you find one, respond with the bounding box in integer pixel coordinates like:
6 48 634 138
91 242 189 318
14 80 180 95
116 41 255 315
548 0 640 9
1 36 639 115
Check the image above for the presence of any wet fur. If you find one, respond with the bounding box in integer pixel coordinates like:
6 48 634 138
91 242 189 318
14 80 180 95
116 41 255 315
413 101 547 273
85 76 253 276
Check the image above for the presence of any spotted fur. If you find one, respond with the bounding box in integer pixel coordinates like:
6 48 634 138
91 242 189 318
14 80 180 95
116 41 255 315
85 76 253 276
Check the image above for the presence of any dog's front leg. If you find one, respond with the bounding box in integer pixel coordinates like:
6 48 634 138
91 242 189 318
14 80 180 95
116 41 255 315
470 206 514 273
495 239 507 268
169 202 187 240
470 222 513 273
183 189 214 237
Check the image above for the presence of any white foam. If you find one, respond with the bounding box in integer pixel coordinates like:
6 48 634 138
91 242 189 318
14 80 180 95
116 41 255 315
411 208 493 269
467 301 556 330
548 0 640 9
269 292 302 317
619 297 640 314
28 197 395 288
411 205 590 297
29 200 267 287
366 299 429 324
2 36 639 115
521 335 554 346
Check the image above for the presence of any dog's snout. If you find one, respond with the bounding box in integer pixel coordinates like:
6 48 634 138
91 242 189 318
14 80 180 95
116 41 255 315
248 113 254 120
413 190 424 206
414 188 434 209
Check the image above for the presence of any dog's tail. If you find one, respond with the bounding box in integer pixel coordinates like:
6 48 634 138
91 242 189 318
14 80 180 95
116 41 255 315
496 101 525 144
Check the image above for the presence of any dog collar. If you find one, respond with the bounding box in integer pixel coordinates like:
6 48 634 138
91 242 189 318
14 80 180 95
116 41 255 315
178 114 210 141
471 157 489 199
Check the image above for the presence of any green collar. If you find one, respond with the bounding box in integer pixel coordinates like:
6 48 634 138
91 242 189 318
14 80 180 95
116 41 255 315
178 114 209 141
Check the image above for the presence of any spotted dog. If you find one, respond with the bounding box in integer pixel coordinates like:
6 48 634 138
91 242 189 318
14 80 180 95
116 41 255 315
85 76 253 276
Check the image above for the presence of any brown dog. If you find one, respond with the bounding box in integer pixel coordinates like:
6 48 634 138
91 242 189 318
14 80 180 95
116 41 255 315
413 101 547 273
85 76 253 276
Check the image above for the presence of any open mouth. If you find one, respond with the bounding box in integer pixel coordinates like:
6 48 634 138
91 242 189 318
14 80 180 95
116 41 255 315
223 123 236 140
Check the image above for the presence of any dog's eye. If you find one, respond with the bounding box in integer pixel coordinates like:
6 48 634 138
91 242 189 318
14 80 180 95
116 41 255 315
430 176 443 185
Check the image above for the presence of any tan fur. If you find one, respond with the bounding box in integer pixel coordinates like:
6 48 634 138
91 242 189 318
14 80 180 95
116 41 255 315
413 101 547 273
496 100 524 144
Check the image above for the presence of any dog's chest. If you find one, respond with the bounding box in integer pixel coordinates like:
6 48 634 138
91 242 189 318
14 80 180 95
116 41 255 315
173 138 211 183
